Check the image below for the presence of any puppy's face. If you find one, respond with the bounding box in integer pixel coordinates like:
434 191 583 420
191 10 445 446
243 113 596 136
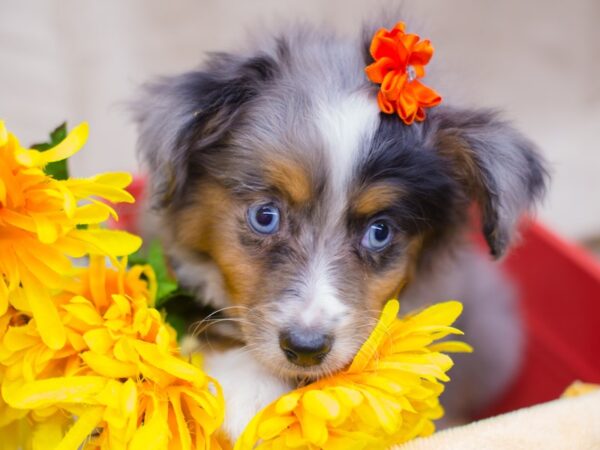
135 27 547 379
172 92 456 378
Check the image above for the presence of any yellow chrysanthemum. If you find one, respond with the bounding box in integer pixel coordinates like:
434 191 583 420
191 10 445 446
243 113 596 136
235 300 472 450
0 121 142 350
0 257 224 450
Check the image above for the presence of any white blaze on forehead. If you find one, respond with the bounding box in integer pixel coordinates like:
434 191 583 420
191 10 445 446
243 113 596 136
297 92 379 327
316 91 381 214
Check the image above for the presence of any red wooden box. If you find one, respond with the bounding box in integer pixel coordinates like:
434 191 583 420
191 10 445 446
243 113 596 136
485 221 600 415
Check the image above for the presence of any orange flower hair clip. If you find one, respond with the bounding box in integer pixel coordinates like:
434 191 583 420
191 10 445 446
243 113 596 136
365 22 442 125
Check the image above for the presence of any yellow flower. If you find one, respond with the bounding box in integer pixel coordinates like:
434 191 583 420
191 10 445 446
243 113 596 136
235 300 473 450
0 257 225 450
0 121 142 349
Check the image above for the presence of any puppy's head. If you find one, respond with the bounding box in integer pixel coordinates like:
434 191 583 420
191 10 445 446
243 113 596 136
133 26 547 379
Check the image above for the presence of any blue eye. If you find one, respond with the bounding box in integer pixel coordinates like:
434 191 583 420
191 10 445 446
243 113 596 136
361 220 393 251
247 204 280 235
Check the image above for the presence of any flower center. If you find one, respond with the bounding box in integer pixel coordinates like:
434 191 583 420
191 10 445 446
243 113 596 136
406 65 417 82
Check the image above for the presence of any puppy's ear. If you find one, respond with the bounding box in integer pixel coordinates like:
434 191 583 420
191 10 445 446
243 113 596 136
427 107 549 258
132 53 278 208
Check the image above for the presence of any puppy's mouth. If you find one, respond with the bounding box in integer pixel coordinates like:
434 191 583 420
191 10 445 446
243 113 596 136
268 352 352 383
251 332 359 383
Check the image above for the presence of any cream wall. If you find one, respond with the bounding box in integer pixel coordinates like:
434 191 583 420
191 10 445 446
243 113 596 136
1 0 599 240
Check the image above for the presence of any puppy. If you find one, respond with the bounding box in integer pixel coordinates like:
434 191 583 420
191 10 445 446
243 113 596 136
133 20 547 440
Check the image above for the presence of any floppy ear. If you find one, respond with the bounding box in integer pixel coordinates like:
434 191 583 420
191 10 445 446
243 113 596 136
132 53 278 208
427 107 549 258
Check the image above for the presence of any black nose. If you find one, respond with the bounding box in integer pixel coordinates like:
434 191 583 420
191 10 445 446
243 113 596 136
279 330 333 367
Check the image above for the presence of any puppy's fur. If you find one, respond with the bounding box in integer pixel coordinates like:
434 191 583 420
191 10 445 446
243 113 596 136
133 20 547 440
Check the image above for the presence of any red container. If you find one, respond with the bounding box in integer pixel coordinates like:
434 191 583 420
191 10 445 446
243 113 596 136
485 221 600 415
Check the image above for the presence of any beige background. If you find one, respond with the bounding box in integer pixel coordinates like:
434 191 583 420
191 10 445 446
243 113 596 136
2 0 599 240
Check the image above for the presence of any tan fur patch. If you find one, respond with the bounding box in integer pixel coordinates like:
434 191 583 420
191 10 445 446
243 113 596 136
175 182 264 309
363 238 423 312
436 132 486 206
264 158 312 205
352 183 405 217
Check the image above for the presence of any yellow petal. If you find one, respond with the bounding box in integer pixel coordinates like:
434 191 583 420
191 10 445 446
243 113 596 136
69 229 142 256
55 406 103 450
361 389 398 434
104 295 131 320
257 415 296 440
3 376 107 409
88 255 108 309
360 374 405 395
113 337 138 362
72 203 114 224
0 178 6 208
80 351 137 378
14 245 67 289
129 404 170 450
0 120 7 146
31 414 67 450
274 391 301 414
234 410 263 450
389 335 435 353
0 418 31 450
302 390 341 420
330 386 363 408
30 212 59 244
134 340 205 384
22 272 66 350
283 423 307 448
55 182 77 217
83 328 113 354
377 359 451 382
428 341 473 353
406 301 463 328
298 407 328 446
16 122 89 167
91 172 133 190
65 174 135 204
349 299 399 373
62 296 104 327
167 389 192 449
0 284 7 317
53 236 89 258
2 326 38 352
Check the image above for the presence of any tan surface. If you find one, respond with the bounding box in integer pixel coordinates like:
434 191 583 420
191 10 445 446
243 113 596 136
2 0 599 239
394 389 600 450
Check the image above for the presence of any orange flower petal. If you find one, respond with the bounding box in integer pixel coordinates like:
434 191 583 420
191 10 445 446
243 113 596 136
365 56 399 84
409 80 442 107
409 40 434 66
398 92 419 125
400 33 420 52
377 91 395 115
366 22 442 122
381 72 407 102
370 35 407 65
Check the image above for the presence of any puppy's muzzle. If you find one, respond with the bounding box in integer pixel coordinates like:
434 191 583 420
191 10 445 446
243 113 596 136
279 329 333 367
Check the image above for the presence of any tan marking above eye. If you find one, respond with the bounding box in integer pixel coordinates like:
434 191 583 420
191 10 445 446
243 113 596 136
362 237 422 311
264 157 312 205
352 183 405 217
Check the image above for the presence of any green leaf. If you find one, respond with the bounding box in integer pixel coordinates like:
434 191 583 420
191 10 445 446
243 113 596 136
129 239 180 307
164 313 187 343
31 123 69 180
